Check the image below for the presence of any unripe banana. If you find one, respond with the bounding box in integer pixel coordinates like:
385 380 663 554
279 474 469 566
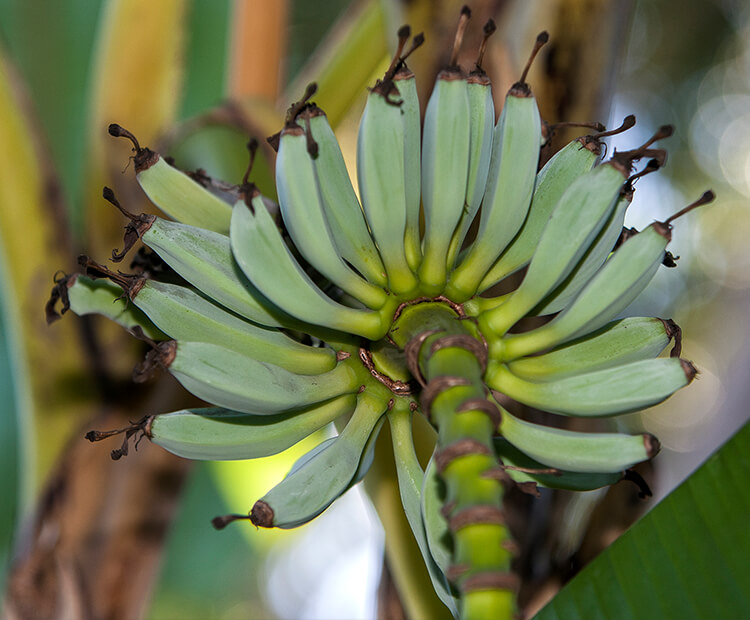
499 219 687 360
357 87 419 296
394 67 423 273
480 161 628 337
230 192 391 340
506 316 674 381
306 111 386 286
108 124 233 233
148 395 357 460
498 406 659 473
249 389 389 528
66 274 164 339
446 55 544 302
446 72 495 270
418 69 471 295
142 218 287 328
165 341 362 415
493 439 625 491
533 188 632 315
276 121 388 309
486 357 696 418
130 279 337 375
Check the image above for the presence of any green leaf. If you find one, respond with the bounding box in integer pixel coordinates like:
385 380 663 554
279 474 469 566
536 420 750 619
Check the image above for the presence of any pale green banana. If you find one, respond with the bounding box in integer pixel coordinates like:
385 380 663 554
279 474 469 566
230 192 390 339
478 137 600 292
109 124 233 233
498 223 678 361
446 73 494 270
446 83 542 301
389 406 460 615
131 279 336 375
506 316 673 381
394 68 423 273
306 111 387 286
498 406 658 473
167 341 362 415
357 87 419 296
276 122 388 309
493 439 625 492
148 395 357 460
249 389 389 528
487 357 695 417
142 217 287 328
479 161 627 336
418 71 471 295
533 188 632 316
66 274 164 339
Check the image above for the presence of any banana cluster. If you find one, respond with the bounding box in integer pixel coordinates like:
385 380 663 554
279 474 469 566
48 9 712 619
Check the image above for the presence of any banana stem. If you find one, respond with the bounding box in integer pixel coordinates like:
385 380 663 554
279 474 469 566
391 302 517 619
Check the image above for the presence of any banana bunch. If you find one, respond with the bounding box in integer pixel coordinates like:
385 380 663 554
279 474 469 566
48 7 713 620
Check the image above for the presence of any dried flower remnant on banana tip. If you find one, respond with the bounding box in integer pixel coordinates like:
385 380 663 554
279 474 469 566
47 6 714 619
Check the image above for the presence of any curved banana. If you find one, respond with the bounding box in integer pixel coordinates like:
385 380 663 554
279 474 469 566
486 357 695 418
498 407 658 473
131 279 337 375
307 111 386 286
477 136 601 291
66 274 164 339
357 85 419 296
446 35 548 301
493 439 625 491
148 395 357 460
418 69 471 295
534 188 632 316
479 160 628 337
506 316 673 381
230 191 390 340
166 341 363 415
249 389 389 528
108 124 233 233
142 217 287 328
276 119 387 309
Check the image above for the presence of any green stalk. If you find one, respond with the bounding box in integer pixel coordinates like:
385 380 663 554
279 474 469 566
390 302 517 620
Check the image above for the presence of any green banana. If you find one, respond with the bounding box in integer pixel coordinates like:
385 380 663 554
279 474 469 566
492 439 625 492
306 110 386 286
108 124 233 233
446 33 547 302
477 117 634 292
249 389 389 528
65 274 164 339
498 192 714 361
533 188 632 316
394 61 423 273
141 217 287 328
486 357 695 418
498 406 658 472
230 191 391 340
479 161 629 337
388 405 460 615
276 118 388 309
506 316 673 381
165 341 362 415
445 69 495 270
418 34 471 294
129 279 336 375
148 395 357 460
357 77 419 296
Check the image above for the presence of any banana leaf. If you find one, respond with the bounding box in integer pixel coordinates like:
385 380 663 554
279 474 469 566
536 420 750 619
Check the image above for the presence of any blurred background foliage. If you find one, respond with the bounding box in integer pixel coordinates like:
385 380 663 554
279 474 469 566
0 0 748 618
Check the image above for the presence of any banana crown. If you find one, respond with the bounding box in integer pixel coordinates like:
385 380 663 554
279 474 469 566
49 10 713 619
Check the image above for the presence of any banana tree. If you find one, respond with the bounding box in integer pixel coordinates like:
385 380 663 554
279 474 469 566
2 0 746 618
